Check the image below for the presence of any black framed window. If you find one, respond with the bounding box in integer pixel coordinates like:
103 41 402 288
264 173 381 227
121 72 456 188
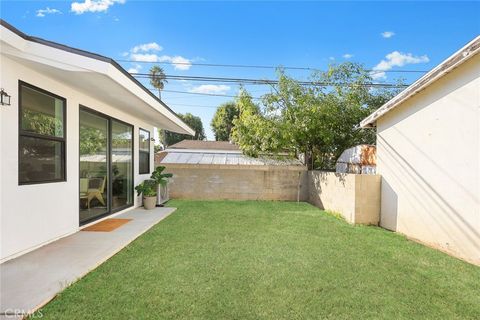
139 128 150 174
19 81 66 185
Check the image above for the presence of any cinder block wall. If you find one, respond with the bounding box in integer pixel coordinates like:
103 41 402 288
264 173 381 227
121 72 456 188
161 164 380 225
307 171 381 225
163 164 308 201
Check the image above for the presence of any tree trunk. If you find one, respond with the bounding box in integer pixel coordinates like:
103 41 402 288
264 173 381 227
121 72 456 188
304 150 314 170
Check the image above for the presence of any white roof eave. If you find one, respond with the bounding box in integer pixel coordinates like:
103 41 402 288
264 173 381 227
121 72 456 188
106 65 195 135
0 20 194 136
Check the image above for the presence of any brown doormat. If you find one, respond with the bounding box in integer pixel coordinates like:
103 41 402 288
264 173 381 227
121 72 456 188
82 218 132 232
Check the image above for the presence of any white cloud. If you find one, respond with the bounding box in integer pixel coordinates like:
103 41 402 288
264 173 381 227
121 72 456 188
36 7 62 17
71 0 125 15
126 41 193 70
342 53 354 59
130 53 160 62
370 71 387 80
131 42 162 53
130 53 192 70
127 63 142 73
169 56 192 70
381 31 395 39
371 51 429 80
189 85 230 94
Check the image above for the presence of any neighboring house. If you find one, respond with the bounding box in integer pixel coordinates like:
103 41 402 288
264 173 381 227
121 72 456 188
361 36 480 264
0 20 194 262
156 140 307 201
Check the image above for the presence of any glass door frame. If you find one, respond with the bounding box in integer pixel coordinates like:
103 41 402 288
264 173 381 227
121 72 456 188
79 105 134 226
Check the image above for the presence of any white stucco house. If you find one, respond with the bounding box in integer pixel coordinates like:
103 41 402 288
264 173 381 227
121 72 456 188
361 36 480 264
0 20 194 262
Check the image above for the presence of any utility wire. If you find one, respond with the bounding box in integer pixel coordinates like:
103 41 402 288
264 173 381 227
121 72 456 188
137 74 409 88
152 88 262 99
170 103 219 109
119 59 428 73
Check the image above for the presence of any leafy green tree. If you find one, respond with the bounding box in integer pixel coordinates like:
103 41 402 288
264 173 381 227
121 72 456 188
211 102 240 141
160 113 206 147
232 63 401 169
149 65 168 98
232 89 288 157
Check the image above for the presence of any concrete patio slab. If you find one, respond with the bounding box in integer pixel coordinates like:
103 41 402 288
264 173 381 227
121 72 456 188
0 207 175 319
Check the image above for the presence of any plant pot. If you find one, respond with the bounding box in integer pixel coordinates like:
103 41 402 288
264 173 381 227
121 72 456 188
143 196 157 210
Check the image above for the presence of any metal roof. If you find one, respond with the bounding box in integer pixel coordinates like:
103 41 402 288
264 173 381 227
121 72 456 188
168 140 240 151
159 151 304 166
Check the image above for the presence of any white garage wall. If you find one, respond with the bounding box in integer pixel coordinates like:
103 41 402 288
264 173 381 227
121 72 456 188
0 55 157 262
376 54 480 264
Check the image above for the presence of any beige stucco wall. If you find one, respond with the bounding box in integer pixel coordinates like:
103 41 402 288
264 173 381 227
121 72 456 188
307 171 381 225
376 54 480 265
163 164 308 201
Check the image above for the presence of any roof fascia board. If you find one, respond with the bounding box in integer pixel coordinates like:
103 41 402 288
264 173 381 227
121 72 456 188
2 43 108 73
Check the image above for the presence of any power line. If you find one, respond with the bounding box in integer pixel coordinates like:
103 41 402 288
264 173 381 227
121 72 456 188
153 88 262 99
119 59 429 73
138 74 409 88
170 103 219 109
121 59 317 71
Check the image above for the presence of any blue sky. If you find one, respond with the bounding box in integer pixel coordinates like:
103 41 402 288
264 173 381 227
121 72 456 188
1 1 479 140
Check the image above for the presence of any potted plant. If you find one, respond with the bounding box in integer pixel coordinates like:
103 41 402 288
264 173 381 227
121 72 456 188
135 179 157 210
150 166 173 205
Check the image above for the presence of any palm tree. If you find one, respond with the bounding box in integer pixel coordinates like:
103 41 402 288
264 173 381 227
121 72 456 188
149 65 168 99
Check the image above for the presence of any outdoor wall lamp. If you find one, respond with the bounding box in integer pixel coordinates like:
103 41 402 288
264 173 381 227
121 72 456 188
0 88 11 106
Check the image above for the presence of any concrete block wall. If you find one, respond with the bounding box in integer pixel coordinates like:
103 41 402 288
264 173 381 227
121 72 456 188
163 164 308 201
161 164 380 225
307 171 381 225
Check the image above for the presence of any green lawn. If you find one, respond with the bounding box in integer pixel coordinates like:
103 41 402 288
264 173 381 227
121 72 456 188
38 200 480 319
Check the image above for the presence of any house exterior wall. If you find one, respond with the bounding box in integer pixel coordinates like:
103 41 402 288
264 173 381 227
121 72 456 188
307 171 381 225
162 164 308 201
376 54 480 264
0 55 156 262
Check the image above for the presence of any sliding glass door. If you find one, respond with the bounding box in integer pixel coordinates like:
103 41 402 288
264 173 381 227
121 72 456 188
111 120 133 211
79 107 133 225
79 109 109 223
